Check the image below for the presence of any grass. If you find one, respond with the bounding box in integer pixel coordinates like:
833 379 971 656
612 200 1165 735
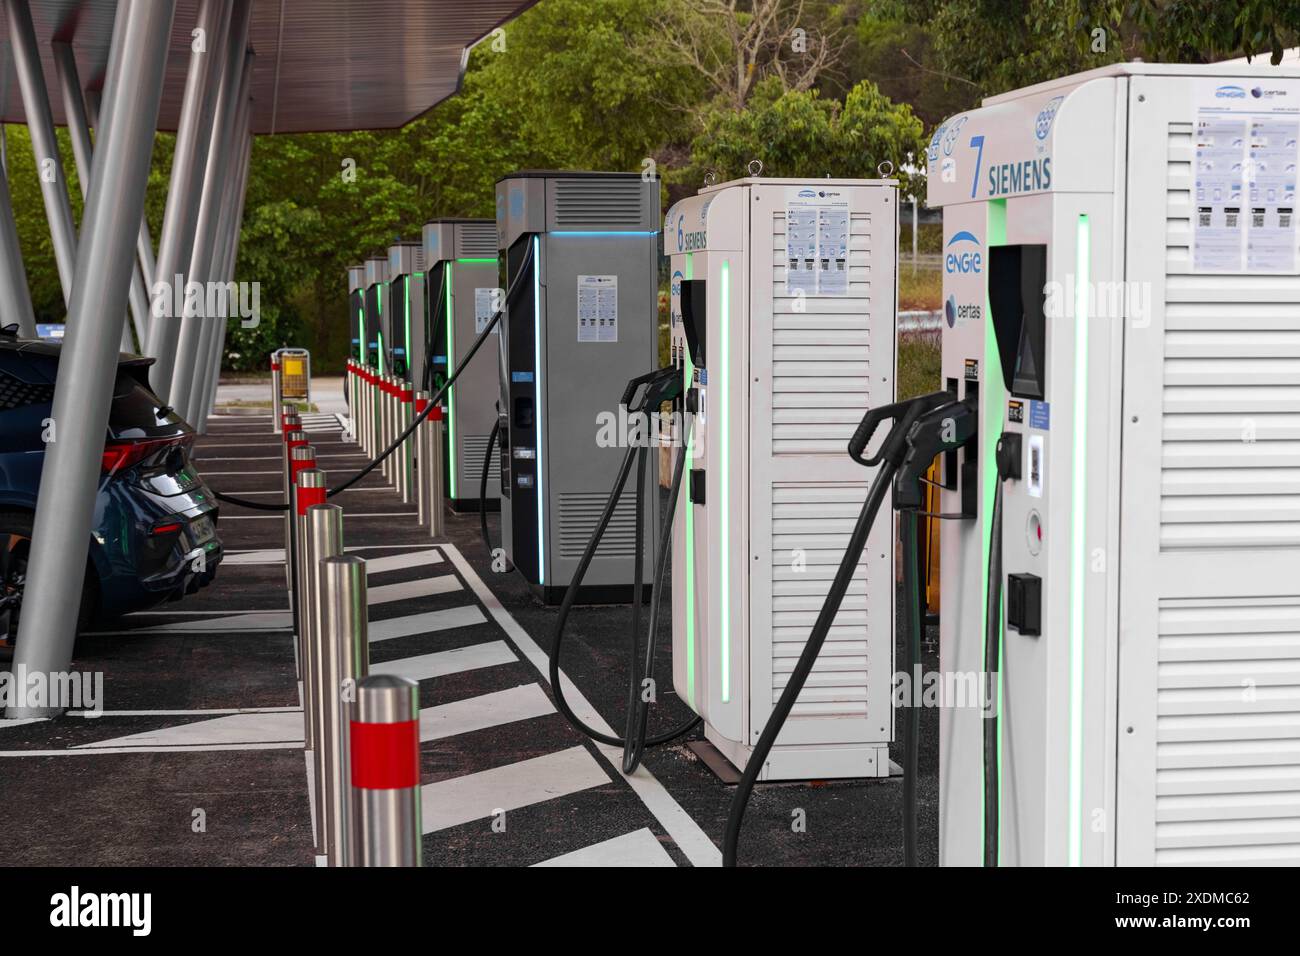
218 398 320 413
899 266 942 311
898 336 942 401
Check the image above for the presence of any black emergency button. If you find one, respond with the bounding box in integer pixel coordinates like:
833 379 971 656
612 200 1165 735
1007 572 1042 636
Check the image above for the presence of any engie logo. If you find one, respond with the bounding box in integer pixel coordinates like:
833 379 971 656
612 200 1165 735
1215 85 1247 99
944 231 982 274
798 189 816 198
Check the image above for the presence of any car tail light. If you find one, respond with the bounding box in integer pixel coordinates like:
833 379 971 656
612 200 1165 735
150 522 183 536
101 436 191 476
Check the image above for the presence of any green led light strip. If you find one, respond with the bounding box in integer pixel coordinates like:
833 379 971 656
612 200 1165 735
1068 215 1090 866
683 252 696 707
377 285 385 374
982 199 1008 864
446 263 457 498
456 257 497 264
404 275 412 366
719 258 731 704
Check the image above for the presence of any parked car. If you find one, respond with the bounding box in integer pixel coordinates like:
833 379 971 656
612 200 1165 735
0 330 222 654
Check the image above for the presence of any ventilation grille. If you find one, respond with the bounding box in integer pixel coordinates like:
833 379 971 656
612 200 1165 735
553 178 645 227
1160 122 1300 551
770 484 871 717
462 434 497 491
458 222 498 258
771 210 874 455
1153 596 1300 865
558 491 639 558
0 372 54 411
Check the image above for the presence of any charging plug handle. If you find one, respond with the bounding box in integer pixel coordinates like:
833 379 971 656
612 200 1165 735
894 397 979 510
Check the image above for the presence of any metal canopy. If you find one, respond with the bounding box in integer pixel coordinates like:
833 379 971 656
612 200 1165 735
0 0 537 134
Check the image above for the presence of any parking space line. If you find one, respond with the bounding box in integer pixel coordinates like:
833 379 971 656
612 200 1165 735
367 575 462 605
370 642 517 682
420 746 609 834
418 684 553 742
368 605 487 643
533 828 676 867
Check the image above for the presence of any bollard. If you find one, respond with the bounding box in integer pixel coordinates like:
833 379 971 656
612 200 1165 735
303 499 342 856
295 469 326 752
271 354 283 434
415 391 430 527
428 404 445 539
398 380 414 504
382 375 395 483
316 547 370 866
288 444 315 680
351 674 422 867
282 427 308 594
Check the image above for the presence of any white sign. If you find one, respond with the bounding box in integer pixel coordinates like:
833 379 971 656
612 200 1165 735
577 274 618 342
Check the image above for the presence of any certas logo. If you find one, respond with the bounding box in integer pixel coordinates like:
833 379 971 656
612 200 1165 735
1216 85 1247 99
1035 96 1064 141
1252 86 1288 99
945 231 982 274
677 214 706 251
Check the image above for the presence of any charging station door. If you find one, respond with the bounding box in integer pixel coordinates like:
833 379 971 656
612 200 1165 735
1117 75 1300 865
746 183 898 766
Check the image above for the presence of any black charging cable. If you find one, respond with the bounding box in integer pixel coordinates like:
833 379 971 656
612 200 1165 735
480 413 500 556
548 368 700 764
212 241 532 512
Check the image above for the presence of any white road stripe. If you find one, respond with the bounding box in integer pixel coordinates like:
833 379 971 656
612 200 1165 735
363 549 443 574
420 746 609 834
370 641 516 682
222 545 440 565
74 711 303 750
367 575 461 605
440 543 721 867
533 828 676 867
418 684 553 742
368 605 486 643
89 610 292 633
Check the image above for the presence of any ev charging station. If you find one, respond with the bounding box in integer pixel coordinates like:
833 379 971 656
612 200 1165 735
347 264 365 363
665 177 900 780
928 62 1300 866
494 170 660 603
385 241 426 384
422 218 503 511
363 256 387 371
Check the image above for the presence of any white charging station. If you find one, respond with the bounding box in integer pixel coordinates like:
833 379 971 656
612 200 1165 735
666 176 899 780
928 61 1300 866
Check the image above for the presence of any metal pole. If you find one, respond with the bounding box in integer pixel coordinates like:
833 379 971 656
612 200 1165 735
145 0 237 401
0 153 36 338
283 427 307 597
289 442 316 678
317 544 371 866
398 380 412 503
10 0 177 718
429 405 445 538
415 391 429 527
294 467 329 850
173 30 253 423
196 98 252 424
7 0 78 306
52 42 151 354
271 352 283 433
351 673 421 867
85 89 158 348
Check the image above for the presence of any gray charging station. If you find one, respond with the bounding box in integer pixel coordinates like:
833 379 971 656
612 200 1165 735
422 218 502 511
363 256 387 371
385 241 425 386
347 264 365 363
495 170 660 604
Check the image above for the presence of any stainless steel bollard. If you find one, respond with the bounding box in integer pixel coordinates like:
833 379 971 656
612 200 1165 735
271 353 283 434
303 498 342 855
415 391 430 527
351 674 422 867
282 427 308 597
316 546 370 867
398 380 413 504
382 375 395 483
428 404 445 539
295 468 327 753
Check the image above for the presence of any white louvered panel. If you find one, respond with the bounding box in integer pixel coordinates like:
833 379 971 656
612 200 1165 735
770 484 870 716
1153 598 1300 864
770 210 873 455
1159 124 1300 550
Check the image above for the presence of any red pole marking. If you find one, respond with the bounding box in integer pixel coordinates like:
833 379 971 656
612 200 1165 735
350 720 420 789
295 484 326 516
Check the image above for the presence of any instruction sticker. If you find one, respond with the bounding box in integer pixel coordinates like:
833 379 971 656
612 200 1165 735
785 188 850 296
1193 82 1300 274
474 287 498 334
577 274 618 343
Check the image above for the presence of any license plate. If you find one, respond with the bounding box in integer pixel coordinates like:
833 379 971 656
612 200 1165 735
190 514 216 543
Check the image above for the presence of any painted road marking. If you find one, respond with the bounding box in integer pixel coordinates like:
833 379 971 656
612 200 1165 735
223 545 439 565
74 712 303 750
533 828 676 867
418 684 553 742
420 746 609 834
367 575 461 605
440 543 721 867
92 610 293 633
368 605 487 643
370 641 517 683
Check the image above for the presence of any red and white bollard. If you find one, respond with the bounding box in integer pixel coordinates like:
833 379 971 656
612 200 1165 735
350 672 422 867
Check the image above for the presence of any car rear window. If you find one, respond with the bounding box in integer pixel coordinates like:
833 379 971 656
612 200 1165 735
108 369 188 439
0 370 55 411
